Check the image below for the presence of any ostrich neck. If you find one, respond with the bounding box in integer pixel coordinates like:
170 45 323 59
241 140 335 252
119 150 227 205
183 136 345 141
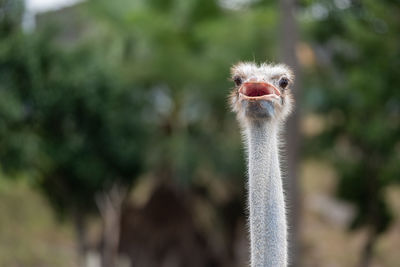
246 120 287 267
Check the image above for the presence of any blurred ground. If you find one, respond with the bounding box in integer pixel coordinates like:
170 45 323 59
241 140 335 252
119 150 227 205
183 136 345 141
300 160 400 267
0 178 77 267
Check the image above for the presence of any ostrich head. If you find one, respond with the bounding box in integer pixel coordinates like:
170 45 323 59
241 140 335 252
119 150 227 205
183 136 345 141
230 62 294 123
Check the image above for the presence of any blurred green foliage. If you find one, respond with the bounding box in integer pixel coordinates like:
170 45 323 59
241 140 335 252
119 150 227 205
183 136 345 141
302 0 400 242
1 0 275 217
1 0 150 216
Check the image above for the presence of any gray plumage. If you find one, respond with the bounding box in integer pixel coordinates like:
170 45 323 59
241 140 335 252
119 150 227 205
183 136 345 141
229 62 294 267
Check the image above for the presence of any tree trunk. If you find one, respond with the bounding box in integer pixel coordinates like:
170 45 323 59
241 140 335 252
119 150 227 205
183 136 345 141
279 0 301 266
96 184 128 267
359 228 377 267
359 169 380 267
73 209 88 267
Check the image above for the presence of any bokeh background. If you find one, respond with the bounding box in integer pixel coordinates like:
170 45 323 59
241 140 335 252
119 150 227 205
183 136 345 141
1 0 400 266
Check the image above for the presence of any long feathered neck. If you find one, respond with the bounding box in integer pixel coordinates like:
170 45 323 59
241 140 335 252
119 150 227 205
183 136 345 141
245 120 287 267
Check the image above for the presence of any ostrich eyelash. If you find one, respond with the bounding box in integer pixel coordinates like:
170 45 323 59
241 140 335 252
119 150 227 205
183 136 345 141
233 76 243 86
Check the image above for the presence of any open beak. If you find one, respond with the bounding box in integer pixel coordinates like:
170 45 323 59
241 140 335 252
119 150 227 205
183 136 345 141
239 82 280 101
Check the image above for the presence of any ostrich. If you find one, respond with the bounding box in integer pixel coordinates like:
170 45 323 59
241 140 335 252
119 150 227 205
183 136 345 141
229 62 294 267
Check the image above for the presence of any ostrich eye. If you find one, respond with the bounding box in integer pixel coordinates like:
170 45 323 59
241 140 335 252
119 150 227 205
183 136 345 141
278 77 289 89
233 76 242 86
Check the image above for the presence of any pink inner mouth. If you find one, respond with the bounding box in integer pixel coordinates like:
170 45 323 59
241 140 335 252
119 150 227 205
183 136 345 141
240 82 280 97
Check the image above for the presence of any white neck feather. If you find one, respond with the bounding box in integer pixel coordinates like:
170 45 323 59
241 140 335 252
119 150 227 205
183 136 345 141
245 120 287 267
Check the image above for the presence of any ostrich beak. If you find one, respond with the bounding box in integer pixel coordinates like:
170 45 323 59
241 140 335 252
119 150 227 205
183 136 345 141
239 82 280 101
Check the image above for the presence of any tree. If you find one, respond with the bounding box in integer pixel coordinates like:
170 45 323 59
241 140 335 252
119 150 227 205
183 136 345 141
1 7 149 265
303 1 400 266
